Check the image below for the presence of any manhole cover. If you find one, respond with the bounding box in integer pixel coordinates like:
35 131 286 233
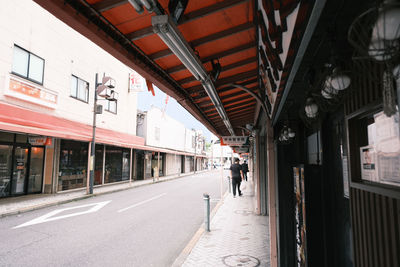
222 255 260 267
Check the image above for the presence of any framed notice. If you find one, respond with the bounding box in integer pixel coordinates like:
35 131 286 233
360 145 378 182
293 165 307 267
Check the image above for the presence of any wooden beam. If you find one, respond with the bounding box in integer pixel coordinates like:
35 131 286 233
178 57 256 85
186 69 257 94
124 0 250 41
197 86 257 107
93 0 127 12
203 95 254 112
167 42 255 74
150 22 254 61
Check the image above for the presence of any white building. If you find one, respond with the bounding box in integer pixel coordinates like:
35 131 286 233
0 0 145 197
137 106 207 177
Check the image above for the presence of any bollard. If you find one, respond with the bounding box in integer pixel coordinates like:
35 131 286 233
203 193 210 232
227 176 231 193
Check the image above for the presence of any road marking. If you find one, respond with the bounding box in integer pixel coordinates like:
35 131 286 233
118 193 167 213
13 201 111 229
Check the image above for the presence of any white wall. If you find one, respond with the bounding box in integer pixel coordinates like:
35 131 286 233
165 154 181 175
145 106 186 151
0 0 137 135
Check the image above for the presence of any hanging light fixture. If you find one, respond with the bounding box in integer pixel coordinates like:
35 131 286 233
305 97 319 118
326 68 351 90
278 125 296 144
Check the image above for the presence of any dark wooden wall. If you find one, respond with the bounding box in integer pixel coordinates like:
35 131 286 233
345 58 400 267
350 187 400 267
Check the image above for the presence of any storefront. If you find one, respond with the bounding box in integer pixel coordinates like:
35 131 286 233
0 132 46 197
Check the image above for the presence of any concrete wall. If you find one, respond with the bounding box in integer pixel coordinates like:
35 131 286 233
165 154 181 176
0 0 138 136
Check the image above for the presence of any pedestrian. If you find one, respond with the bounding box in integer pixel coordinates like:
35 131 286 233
229 158 243 198
241 160 249 181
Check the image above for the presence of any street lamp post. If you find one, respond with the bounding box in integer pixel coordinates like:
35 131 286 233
89 73 117 194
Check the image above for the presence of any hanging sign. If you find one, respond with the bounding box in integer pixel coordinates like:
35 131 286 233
28 136 52 146
220 136 249 146
128 71 145 92
234 147 249 153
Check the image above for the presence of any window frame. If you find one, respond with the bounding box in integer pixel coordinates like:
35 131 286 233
70 75 89 103
11 45 45 85
105 99 117 114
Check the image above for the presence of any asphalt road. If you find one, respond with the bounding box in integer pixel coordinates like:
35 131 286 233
0 170 229 267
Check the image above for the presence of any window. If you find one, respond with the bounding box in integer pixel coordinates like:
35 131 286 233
70 75 89 102
155 127 160 141
105 99 117 114
12 45 44 84
192 136 196 148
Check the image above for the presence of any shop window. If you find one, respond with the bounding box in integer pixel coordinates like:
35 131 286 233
94 144 104 185
70 75 89 103
104 146 129 183
105 99 117 114
58 140 88 191
0 132 14 142
358 110 400 186
12 45 44 85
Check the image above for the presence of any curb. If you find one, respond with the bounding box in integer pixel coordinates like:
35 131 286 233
171 190 229 267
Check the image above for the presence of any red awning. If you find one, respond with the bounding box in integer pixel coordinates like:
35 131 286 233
0 101 144 148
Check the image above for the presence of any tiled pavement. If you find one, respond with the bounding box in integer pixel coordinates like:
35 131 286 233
177 180 270 267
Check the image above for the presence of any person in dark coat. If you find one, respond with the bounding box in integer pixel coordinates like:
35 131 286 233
241 160 249 181
229 158 243 197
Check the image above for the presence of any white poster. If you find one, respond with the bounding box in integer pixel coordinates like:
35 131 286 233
129 71 145 92
360 145 378 182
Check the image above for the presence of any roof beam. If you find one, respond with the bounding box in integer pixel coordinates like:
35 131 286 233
178 56 256 85
198 86 257 107
167 42 255 74
124 0 250 41
203 95 254 112
207 99 255 116
93 0 127 12
150 22 254 61
186 69 257 94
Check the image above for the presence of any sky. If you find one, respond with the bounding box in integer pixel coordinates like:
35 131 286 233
137 86 214 142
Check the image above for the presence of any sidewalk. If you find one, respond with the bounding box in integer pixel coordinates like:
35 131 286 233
0 170 203 217
175 180 270 267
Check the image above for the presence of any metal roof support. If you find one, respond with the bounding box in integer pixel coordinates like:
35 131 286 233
152 15 235 136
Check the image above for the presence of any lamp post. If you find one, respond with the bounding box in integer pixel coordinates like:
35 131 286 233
89 73 117 194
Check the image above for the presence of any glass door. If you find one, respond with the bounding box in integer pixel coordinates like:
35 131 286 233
0 145 12 197
11 147 29 195
28 147 44 193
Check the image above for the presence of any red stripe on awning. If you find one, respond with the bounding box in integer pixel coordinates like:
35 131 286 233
0 101 144 148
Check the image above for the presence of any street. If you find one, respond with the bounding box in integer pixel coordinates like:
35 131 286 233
0 170 228 267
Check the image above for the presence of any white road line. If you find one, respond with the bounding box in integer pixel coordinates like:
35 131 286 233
13 201 111 229
118 193 167 213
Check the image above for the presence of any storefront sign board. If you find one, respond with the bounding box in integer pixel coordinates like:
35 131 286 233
5 76 58 109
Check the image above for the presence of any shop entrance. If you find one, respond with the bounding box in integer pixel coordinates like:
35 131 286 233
0 145 44 197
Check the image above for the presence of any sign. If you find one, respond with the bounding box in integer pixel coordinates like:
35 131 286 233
234 147 249 153
360 145 378 182
221 136 249 146
28 136 52 146
129 71 145 92
293 165 307 267
6 76 58 109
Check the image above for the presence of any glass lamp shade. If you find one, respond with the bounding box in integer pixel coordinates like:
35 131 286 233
305 98 318 118
328 74 351 90
288 129 296 138
372 5 400 41
322 81 339 99
368 39 396 61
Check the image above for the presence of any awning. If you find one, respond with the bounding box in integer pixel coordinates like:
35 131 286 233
0 101 145 148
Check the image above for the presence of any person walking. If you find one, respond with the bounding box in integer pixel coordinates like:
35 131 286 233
241 160 249 181
229 158 243 198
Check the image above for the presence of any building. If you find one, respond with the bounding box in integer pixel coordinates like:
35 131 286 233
12 0 400 266
136 106 207 179
0 0 144 197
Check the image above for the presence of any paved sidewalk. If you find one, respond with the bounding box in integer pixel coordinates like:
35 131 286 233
176 180 270 267
0 170 205 217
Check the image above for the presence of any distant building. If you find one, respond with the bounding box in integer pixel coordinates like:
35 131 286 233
136 106 206 178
